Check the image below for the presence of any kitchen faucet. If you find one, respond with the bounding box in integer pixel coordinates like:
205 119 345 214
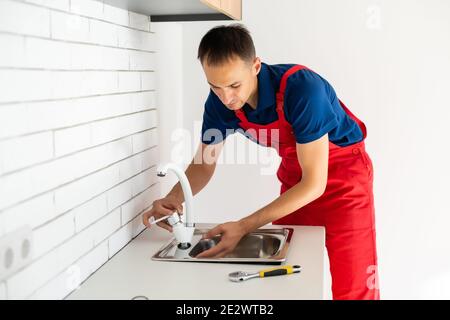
156 163 195 249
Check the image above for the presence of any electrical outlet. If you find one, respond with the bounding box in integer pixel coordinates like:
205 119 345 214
0 226 33 281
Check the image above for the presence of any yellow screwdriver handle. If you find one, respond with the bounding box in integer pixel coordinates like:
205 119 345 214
258 265 301 278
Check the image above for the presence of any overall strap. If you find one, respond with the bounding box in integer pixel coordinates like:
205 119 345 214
277 65 367 139
234 108 247 123
276 65 310 112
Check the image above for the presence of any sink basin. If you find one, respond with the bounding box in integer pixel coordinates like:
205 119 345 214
151 227 294 265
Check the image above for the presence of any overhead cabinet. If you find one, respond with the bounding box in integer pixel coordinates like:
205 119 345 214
103 0 242 21
201 0 242 20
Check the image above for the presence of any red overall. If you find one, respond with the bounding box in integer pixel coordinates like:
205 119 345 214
234 65 380 300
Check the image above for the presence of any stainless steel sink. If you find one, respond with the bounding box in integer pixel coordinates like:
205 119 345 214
151 227 294 264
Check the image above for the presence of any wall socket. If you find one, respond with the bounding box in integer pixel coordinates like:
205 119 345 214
0 226 34 281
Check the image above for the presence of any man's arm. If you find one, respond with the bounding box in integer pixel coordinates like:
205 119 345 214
239 133 329 233
166 142 224 203
195 134 329 258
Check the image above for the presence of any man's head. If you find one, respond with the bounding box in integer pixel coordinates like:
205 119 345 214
198 24 261 111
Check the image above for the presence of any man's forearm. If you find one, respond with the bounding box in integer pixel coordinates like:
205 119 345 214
239 178 326 234
166 161 215 203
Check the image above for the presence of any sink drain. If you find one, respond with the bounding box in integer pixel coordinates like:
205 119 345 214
178 242 191 250
131 295 149 300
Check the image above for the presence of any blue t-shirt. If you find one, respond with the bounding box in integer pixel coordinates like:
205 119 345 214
201 62 363 147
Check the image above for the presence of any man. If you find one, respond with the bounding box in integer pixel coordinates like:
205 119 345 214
143 24 379 300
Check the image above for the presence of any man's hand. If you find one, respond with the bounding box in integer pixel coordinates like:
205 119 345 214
142 195 183 232
195 221 247 258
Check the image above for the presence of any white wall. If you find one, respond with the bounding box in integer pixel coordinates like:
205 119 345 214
0 0 160 299
152 22 184 195
155 0 450 299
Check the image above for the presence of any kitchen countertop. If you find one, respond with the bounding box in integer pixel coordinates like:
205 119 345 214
66 224 327 300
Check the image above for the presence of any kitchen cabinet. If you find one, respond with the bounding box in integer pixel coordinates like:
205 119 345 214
201 0 242 20
103 0 242 21
202 0 221 8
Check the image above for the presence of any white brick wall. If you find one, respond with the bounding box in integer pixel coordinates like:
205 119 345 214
0 0 160 299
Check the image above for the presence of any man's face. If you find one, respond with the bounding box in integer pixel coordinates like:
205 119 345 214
202 55 261 111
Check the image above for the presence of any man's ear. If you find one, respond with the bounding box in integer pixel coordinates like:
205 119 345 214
253 57 261 76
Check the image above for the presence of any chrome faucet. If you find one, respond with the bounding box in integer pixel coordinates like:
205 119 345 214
156 163 195 249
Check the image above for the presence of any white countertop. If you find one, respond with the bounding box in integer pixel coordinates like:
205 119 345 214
66 224 326 300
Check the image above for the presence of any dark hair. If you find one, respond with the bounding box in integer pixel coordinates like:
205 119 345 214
197 24 256 66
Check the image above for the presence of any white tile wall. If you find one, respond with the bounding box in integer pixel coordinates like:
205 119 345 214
129 11 150 32
28 240 109 300
70 0 104 20
74 193 108 232
26 0 70 12
0 1 50 37
108 210 147 257
0 193 55 233
32 211 76 258
0 0 160 299
0 132 54 174
103 3 129 26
